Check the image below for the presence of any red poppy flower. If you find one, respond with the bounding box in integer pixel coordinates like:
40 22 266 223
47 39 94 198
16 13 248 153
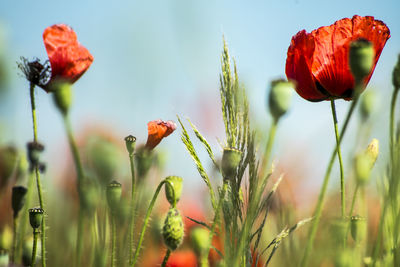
285 15 390 102
43 24 93 91
165 250 197 267
145 119 177 150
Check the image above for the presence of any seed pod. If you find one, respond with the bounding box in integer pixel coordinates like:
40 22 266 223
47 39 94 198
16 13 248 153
221 147 242 179
11 186 27 217
268 79 293 122
29 207 44 229
53 82 73 115
162 208 184 251
124 135 136 155
190 227 210 257
106 180 122 213
164 176 183 206
349 39 375 82
351 215 367 243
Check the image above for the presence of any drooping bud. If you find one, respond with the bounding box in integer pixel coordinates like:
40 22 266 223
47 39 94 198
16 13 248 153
190 227 210 257
0 249 9 267
0 146 18 191
392 54 400 89
164 176 183 206
11 186 27 217
350 215 367 243
268 79 293 122
26 141 44 170
124 135 136 155
359 90 376 121
349 39 375 83
29 207 44 229
221 147 242 179
162 208 184 251
52 82 73 115
106 180 122 213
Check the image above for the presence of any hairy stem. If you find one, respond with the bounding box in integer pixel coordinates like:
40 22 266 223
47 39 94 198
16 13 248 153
129 153 136 265
161 249 171 267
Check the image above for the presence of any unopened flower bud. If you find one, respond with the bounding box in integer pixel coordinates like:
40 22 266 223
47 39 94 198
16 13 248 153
162 208 184 251
190 227 210 257
351 215 367 243
221 148 242 179
164 176 183 206
0 249 9 267
53 82 73 115
359 90 376 121
366 138 379 166
11 186 27 217
268 79 293 122
29 207 44 229
27 141 44 170
393 54 400 89
124 135 136 155
106 180 122 213
349 39 375 82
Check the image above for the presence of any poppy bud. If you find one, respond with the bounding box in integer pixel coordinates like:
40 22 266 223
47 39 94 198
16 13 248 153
393 54 400 89
29 207 44 229
11 186 27 217
0 146 18 191
268 79 293 122
0 249 9 267
52 82 73 115
27 141 44 170
124 135 136 155
359 90 376 121
162 208 184 251
106 180 122 213
164 176 183 206
351 215 367 243
366 138 379 166
221 147 242 179
349 39 375 82
190 227 210 257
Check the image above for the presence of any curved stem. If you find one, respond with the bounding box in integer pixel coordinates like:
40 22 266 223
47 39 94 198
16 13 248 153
31 229 39 267
161 249 171 267
129 153 136 265
330 99 346 217
300 95 359 267
111 215 117 267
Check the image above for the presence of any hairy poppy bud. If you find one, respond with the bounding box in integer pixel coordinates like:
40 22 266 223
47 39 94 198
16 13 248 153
53 82 73 115
351 215 367 243
190 227 210 257
11 186 27 217
29 207 44 229
162 208 184 251
221 148 242 179
349 39 375 83
106 180 122 213
359 90 376 121
393 54 400 89
268 79 293 122
124 135 136 155
0 249 9 266
164 176 183 206
27 141 44 170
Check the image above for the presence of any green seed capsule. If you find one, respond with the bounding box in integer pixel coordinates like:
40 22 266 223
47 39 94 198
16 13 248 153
349 39 375 82
162 208 184 251
11 186 27 217
164 176 183 206
351 215 367 243
29 207 44 229
106 180 122 213
268 79 293 122
124 135 136 155
221 147 242 179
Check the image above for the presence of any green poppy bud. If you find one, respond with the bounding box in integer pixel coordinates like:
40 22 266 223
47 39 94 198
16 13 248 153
190 227 210 257
268 79 293 122
349 39 375 83
221 147 242 179
359 90 376 121
0 249 9 267
162 208 184 251
124 135 136 155
53 82 73 115
0 146 18 191
351 215 367 243
11 186 27 217
392 54 400 89
29 207 44 229
106 180 122 213
164 176 183 206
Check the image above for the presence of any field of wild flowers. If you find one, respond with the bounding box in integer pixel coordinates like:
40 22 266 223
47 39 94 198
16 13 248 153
1 2 400 267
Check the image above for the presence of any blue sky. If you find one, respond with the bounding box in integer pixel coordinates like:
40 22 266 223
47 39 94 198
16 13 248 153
0 0 399 198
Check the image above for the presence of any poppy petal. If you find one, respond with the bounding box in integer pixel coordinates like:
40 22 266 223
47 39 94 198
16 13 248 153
145 120 177 150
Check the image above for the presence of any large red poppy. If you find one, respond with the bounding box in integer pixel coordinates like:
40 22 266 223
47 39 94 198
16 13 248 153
43 24 93 91
145 119 177 150
285 15 390 102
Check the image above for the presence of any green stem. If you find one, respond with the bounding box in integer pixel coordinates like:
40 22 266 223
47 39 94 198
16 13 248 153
131 180 168 267
390 87 399 162
11 215 18 263
31 229 39 267
345 184 360 245
300 95 360 267
260 120 278 178
161 249 171 267
330 99 346 217
111 215 117 267
129 153 136 265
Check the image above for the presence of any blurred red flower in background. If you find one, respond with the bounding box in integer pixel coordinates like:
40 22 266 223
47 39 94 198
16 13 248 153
145 120 177 150
43 24 93 91
165 250 197 267
285 15 390 102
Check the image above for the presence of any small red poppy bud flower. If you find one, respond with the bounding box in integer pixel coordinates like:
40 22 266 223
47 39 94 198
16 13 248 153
190 227 210 257
268 79 293 122
0 146 18 191
221 147 242 179
11 186 27 218
124 135 137 155
145 120 177 150
106 180 122 212
164 176 183 206
350 215 367 243
52 82 73 115
393 54 400 90
359 90 376 121
26 141 44 171
29 207 44 229
349 39 375 83
162 208 184 251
